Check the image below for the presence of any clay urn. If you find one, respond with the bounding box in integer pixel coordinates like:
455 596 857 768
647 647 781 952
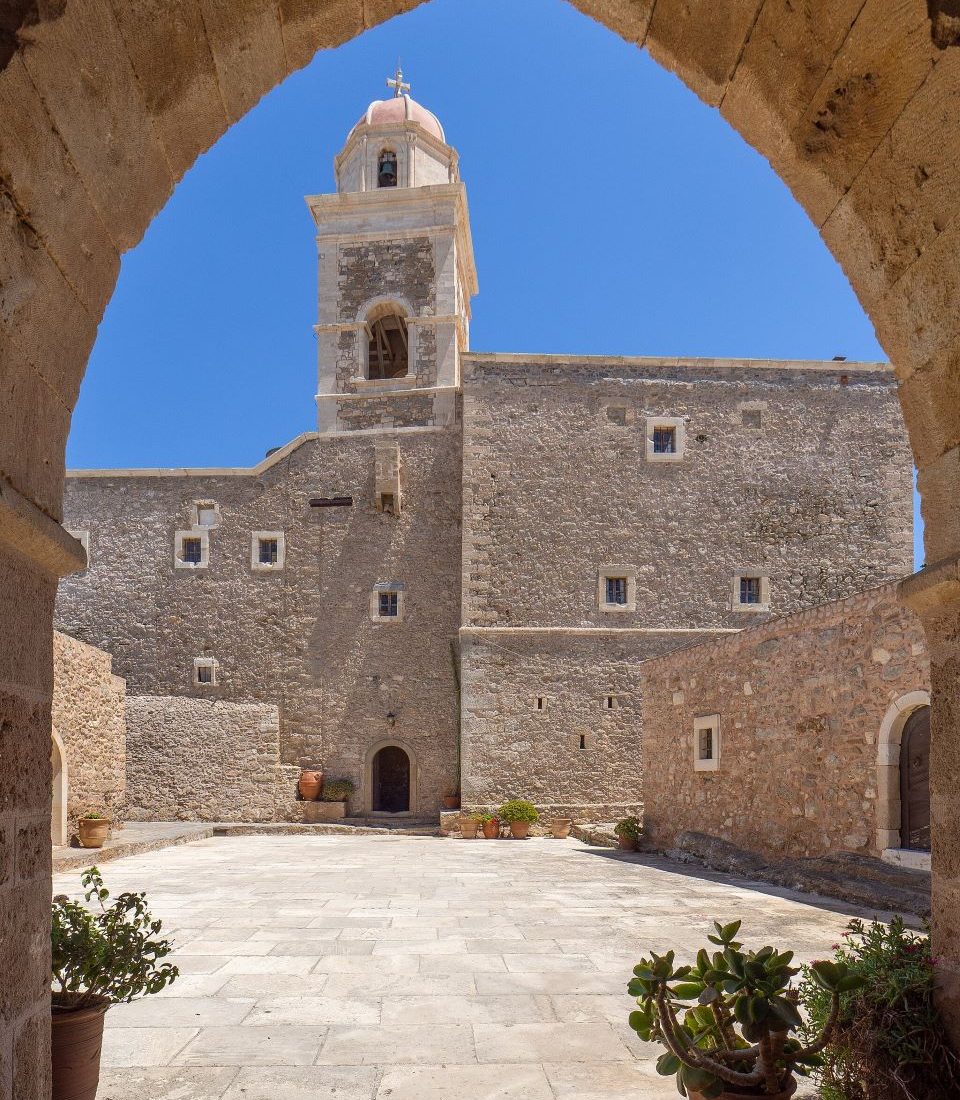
77 817 111 849
460 817 480 839
509 820 531 839
551 818 573 839
482 818 499 839
298 770 323 801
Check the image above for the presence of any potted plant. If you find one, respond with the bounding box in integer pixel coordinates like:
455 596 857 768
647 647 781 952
615 815 642 851
460 814 480 839
551 817 573 839
304 777 355 822
443 787 461 810
52 866 179 1100
627 918 863 1099
478 811 499 839
77 812 110 849
297 768 324 801
498 799 539 839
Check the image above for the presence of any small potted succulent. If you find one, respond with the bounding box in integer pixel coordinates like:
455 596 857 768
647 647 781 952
498 799 539 839
52 867 179 1100
614 815 642 851
77 812 111 849
478 811 499 839
627 918 863 1099
460 814 480 839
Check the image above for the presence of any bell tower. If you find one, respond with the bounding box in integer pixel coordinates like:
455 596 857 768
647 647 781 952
307 70 478 434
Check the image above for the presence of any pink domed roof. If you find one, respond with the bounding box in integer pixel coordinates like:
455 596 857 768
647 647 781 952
354 95 445 142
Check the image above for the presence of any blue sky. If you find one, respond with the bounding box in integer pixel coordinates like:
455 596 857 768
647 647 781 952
67 0 922 564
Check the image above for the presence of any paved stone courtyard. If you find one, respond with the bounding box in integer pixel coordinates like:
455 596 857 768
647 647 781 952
51 835 870 1099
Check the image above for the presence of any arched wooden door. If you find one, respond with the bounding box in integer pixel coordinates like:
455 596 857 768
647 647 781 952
900 706 931 852
372 746 410 813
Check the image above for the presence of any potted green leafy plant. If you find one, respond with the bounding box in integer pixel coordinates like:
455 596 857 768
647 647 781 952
478 811 499 839
52 866 179 1100
304 777 355 822
77 811 111 849
627 918 863 1099
498 798 539 839
614 815 642 851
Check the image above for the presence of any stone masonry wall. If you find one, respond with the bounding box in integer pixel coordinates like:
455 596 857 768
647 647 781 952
57 428 463 818
52 629 126 831
125 696 288 822
640 583 929 860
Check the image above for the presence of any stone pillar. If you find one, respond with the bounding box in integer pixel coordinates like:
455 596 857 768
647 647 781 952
0 477 87 1099
900 557 960 1037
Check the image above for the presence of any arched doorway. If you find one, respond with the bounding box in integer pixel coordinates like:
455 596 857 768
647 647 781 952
900 706 931 853
371 745 411 813
51 732 68 847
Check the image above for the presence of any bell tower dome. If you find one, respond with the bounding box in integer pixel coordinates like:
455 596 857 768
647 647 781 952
306 71 478 435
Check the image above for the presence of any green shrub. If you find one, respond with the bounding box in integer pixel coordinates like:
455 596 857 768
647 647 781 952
52 866 178 1010
628 918 863 1098
82 811 107 820
614 816 642 843
798 917 960 1100
322 778 355 802
477 811 498 823
497 799 539 823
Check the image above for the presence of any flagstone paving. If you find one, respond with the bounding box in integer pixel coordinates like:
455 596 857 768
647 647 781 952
51 835 877 1099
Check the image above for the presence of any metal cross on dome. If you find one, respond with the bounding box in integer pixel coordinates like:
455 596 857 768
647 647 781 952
387 64 410 98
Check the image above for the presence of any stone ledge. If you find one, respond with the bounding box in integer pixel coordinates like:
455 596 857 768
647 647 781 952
53 822 214 872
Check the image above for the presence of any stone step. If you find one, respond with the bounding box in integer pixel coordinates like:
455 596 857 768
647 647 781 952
212 821 438 838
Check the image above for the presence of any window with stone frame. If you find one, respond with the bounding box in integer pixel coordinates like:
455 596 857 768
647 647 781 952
605 577 628 606
251 530 285 572
259 539 278 565
599 566 636 612
175 528 209 570
194 501 219 527
193 657 217 686
370 582 404 622
732 572 770 612
694 714 720 772
378 591 399 618
740 576 761 605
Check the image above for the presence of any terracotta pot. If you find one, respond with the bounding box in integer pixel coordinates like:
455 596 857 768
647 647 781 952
688 1079 796 1100
460 818 479 839
618 835 636 851
509 820 531 839
482 819 499 839
551 818 572 839
77 818 110 849
52 998 110 1100
443 794 461 810
298 770 323 801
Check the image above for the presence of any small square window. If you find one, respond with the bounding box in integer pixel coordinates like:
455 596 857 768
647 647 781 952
742 409 762 429
259 539 279 565
379 591 399 618
653 426 676 454
182 537 202 564
251 531 285 572
535 696 545 712
740 576 761 605
579 734 586 751
605 577 627 605
694 714 720 772
194 658 217 686
603 695 618 711
371 583 404 622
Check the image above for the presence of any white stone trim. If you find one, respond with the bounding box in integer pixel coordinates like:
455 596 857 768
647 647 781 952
66 529 90 569
598 566 637 613
174 528 209 570
251 531 285 572
462 351 891 374
370 583 405 623
731 571 771 612
51 730 69 846
881 847 931 872
193 657 218 686
645 416 687 462
460 626 741 636
875 690 931 854
693 714 721 772
193 501 220 528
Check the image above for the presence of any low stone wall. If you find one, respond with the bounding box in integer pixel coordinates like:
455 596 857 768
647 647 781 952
126 696 295 822
52 631 127 833
640 582 929 860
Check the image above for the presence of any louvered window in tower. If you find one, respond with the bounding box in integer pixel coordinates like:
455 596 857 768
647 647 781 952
367 315 409 379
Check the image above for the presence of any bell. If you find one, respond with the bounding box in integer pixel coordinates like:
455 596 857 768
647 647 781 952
379 160 397 186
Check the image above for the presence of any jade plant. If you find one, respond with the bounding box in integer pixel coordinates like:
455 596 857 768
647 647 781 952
627 919 864 1098
52 867 179 1011
497 799 539 823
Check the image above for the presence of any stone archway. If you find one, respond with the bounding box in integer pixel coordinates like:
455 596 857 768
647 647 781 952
876 690 931 864
4 5 960 1094
363 739 419 815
